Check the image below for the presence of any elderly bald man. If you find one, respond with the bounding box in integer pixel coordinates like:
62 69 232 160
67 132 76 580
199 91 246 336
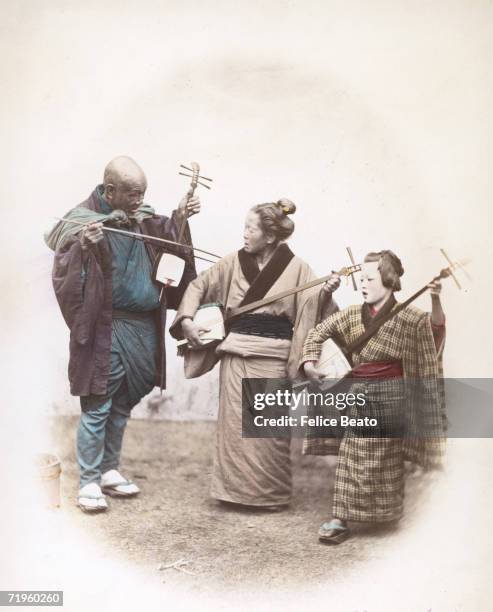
47 156 200 512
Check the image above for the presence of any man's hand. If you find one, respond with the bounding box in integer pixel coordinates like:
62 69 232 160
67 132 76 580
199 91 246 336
322 272 341 295
81 222 104 247
178 189 201 219
303 361 326 383
181 318 210 349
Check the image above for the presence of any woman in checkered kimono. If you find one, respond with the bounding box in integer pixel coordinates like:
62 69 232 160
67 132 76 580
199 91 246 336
301 250 445 544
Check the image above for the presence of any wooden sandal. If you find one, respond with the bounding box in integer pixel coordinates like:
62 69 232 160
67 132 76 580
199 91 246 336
101 479 140 497
318 520 350 544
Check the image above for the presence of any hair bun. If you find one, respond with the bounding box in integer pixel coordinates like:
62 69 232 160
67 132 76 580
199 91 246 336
277 198 296 216
383 250 404 277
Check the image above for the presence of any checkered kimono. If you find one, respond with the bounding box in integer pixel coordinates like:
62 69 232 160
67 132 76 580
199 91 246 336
301 303 445 522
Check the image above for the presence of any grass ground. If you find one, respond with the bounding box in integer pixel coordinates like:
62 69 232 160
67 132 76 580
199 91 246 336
50 416 435 592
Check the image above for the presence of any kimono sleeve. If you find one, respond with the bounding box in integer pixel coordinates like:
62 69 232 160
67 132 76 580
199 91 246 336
415 314 446 434
168 254 236 379
161 210 198 310
52 236 107 345
287 263 339 380
416 314 440 377
299 309 349 368
169 254 235 340
404 313 446 469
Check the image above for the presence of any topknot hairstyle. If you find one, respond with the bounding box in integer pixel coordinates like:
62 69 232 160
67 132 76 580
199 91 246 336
250 198 296 242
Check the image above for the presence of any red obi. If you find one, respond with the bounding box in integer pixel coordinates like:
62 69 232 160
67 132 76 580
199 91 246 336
351 360 403 379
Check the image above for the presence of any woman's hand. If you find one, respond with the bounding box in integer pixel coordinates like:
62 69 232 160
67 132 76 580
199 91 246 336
428 279 442 297
428 280 445 325
181 318 210 349
303 361 326 383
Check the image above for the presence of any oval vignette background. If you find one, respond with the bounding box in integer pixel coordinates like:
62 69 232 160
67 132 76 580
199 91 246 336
1 1 492 611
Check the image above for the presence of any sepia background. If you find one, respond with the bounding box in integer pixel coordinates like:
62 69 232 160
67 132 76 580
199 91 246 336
1 0 492 610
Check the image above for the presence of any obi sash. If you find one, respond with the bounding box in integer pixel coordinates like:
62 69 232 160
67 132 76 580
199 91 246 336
351 360 403 379
228 313 293 340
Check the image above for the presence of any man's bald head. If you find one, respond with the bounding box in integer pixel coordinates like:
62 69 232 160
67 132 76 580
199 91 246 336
103 156 147 213
103 156 147 188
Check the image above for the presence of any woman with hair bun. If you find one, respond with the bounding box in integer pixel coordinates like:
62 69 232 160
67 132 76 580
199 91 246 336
302 249 445 544
170 199 339 509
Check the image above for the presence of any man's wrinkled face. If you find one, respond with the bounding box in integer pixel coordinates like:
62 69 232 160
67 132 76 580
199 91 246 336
107 178 147 214
360 261 391 306
243 211 273 254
